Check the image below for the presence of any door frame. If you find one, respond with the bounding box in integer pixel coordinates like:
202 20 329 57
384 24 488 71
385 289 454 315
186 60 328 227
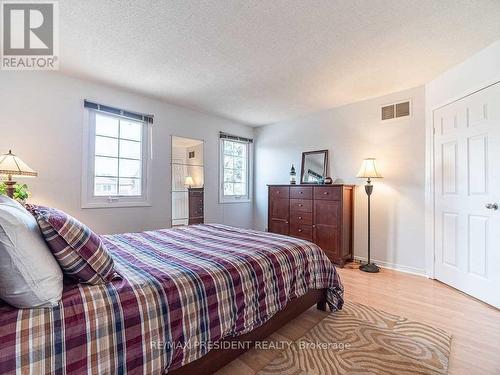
425 76 500 279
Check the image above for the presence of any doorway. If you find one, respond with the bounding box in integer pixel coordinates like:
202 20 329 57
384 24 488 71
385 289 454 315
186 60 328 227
171 136 204 226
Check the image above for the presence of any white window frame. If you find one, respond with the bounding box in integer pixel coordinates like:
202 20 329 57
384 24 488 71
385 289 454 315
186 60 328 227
81 108 152 208
219 137 253 204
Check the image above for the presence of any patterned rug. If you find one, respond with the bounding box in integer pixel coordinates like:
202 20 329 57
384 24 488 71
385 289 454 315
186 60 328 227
259 301 452 374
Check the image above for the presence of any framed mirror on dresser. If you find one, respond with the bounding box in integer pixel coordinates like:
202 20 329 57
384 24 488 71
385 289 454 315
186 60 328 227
300 150 328 184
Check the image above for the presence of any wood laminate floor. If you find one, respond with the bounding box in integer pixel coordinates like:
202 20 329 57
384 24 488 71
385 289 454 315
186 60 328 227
216 264 500 375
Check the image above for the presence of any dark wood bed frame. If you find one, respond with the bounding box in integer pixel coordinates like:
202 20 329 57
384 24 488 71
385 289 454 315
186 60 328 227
170 289 327 375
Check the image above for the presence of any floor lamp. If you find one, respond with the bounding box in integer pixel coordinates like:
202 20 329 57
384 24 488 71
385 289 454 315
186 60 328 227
357 158 383 273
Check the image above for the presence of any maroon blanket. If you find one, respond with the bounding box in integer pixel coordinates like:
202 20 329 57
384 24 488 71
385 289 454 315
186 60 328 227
0 224 343 374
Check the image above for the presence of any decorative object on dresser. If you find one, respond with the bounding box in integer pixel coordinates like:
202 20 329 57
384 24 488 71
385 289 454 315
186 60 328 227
0 150 37 199
188 187 204 224
357 158 383 273
300 150 328 184
324 177 333 184
290 164 296 184
267 184 354 266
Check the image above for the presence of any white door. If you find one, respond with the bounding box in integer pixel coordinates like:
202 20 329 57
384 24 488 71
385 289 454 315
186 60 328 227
434 82 500 308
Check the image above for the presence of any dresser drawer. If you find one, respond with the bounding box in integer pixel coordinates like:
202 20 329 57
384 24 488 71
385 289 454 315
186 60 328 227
189 202 204 218
189 196 204 206
314 186 341 201
270 186 289 199
290 223 313 241
290 211 312 225
290 186 312 199
189 217 204 225
290 199 312 212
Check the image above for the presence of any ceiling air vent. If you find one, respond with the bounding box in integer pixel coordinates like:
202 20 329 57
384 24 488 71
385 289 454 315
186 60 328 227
381 101 410 121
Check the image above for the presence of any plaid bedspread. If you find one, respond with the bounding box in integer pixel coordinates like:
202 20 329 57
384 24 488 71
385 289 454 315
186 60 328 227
0 224 343 374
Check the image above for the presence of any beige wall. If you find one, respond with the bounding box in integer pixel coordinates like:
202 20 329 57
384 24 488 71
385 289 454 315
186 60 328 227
254 86 426 274
0 71 255 234
187 143 204 187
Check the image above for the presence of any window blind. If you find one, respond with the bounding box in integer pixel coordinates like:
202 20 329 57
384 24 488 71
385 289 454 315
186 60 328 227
84 100 154 124
219 132 253 143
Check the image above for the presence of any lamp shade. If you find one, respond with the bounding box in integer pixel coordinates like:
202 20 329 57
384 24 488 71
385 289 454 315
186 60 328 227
357 158 383 179
0 150 37 178
184 176 194 186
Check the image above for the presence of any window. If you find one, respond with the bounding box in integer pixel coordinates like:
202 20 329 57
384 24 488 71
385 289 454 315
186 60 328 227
219 133 252 203
82 103 152 208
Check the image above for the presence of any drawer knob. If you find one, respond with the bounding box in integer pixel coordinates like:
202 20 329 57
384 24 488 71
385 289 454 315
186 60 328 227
298 229 303 232
323 192 328 195
299 216 302 219
298 204 303 207
300 191 303 194
277 191 280 194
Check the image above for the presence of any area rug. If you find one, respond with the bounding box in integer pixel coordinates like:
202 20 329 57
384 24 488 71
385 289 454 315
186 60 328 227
259 301 452 375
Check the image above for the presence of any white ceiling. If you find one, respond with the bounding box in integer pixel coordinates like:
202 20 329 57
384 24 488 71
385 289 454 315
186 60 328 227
60 0 500 126
172 136 203 148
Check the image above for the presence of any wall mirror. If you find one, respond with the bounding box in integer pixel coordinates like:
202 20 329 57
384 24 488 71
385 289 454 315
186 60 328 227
300 150 328 184
171 136 204 226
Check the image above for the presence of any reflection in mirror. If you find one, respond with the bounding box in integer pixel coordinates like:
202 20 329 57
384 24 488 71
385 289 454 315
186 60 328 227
171 136 204 227
300 150 328 184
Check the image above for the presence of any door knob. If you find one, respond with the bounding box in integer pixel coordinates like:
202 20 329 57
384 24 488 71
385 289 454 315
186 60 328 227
485 203 498 210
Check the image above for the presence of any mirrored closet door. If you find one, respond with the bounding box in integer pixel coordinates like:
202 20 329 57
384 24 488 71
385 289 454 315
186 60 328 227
171 136 204 227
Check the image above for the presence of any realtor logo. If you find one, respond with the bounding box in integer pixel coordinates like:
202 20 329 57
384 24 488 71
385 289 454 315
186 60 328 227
1 1 59 70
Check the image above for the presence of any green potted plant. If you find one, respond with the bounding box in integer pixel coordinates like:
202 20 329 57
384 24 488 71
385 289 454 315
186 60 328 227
0 182 31 204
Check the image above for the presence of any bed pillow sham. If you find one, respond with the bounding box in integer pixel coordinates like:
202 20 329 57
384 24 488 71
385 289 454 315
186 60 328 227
0 195 63 308
27 205 117 285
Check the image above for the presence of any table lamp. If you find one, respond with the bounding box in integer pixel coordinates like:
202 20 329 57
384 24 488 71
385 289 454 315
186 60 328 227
185 176 194 189
357 158 383 273
0 150 37 199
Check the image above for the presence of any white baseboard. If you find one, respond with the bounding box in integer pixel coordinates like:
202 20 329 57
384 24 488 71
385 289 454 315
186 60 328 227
353 256 427 277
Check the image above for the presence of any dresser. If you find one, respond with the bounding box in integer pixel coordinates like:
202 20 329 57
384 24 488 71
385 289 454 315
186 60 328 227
188 187 204 225
268 184 354 266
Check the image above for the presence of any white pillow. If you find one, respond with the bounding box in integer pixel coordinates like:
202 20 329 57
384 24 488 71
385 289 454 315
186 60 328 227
0 194 23 209
0 195 63 308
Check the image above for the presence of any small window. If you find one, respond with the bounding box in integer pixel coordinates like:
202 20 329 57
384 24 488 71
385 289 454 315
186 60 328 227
82 107 152 208
219 134 252 203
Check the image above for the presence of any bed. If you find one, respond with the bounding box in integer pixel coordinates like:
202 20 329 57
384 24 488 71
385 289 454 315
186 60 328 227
0 224 343 374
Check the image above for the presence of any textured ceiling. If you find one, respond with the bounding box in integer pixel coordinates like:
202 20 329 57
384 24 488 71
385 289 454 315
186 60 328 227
60 0 500 126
